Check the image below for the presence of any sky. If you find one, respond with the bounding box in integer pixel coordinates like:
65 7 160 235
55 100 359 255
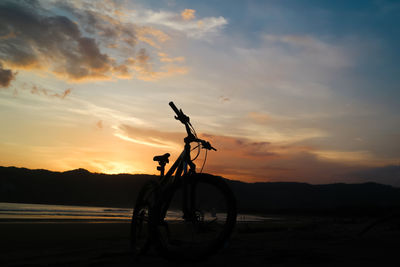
0 0 399 185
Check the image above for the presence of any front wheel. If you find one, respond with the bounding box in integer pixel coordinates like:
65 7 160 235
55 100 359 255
153 173 237 261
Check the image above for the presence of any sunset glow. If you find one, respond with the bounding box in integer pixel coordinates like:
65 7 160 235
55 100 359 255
1 0 399 185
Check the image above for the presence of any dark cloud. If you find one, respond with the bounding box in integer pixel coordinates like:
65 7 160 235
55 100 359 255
194 134 377 184
73 8 136 48
0 1 155 82
200 134 277 160
0 63 16 87
0 1 115 80
236 140 276 158
134 48 154 75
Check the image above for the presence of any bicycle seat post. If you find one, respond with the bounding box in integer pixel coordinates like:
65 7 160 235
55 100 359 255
153 153 170 177
157 162 166 177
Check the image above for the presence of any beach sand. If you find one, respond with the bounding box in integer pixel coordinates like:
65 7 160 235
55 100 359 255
1 216 399 266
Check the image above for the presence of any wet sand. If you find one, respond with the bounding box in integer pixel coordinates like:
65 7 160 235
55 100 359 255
1 216 399 266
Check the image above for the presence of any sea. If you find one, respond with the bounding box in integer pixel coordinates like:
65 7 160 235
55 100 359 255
0 202 269 222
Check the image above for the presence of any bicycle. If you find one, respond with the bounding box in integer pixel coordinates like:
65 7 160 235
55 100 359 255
131 101 237 261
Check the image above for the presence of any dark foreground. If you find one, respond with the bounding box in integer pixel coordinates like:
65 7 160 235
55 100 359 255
1 216 400 266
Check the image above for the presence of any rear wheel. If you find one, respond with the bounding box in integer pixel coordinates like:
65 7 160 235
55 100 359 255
154 173 237 261
130 180 158 257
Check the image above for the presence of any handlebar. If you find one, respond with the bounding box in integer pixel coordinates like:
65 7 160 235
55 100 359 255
169 101 180 117
169 101 189 124
169 101 216 151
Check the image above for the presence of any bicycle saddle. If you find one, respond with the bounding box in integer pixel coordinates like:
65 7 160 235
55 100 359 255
153 153 170 164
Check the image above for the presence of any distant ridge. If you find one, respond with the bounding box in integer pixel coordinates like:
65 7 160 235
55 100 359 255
1 166 400 215
62 168 91 175
0 166 153 208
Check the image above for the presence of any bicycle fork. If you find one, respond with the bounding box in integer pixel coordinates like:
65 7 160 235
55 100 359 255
181 141 198 222
181 177 199 222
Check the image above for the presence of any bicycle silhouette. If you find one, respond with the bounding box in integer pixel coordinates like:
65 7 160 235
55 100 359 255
130 101 237 261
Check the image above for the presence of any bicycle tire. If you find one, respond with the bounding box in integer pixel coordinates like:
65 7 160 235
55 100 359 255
153 173 237 261
130 180 159 257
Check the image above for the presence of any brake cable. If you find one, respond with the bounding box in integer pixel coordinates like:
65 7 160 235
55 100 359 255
200 148 208 173
188 122 197 138
187 121 208 171
191 142 201 161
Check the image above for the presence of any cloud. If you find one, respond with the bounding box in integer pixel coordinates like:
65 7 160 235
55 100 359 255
0 63 16 88
181 9 196 21
128 49 188 80
201 133 278 159
0 1 112 81
29 85 72 99
194 33 355 123
96 120 103 129
0 31 16 40
219 96 230 103
247 112 270 124
114 124 184 150
262 34 351 69
55 88 72 99
129 8 228 39
313 150 376 165
188 133 377 184
136 26 170 49
158 52 185 63
0 0 188 83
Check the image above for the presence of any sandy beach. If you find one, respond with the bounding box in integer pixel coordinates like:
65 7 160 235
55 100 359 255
1 216 399 266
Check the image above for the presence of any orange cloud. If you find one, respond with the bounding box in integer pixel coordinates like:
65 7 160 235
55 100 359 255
136 26 170 49
158 52 185 63
96 120 103 129
181 9 196 21
115 124 184 150
132 52 189 81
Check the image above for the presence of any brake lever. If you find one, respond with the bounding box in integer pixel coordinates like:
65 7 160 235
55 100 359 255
175 110 190 124
202 141 217 151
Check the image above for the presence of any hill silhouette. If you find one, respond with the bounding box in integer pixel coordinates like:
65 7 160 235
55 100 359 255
1 166 400 215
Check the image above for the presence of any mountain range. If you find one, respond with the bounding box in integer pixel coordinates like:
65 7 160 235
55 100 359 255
1 166 400 215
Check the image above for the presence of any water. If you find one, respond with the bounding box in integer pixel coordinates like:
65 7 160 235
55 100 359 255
0 202 270 222
0 202 132 221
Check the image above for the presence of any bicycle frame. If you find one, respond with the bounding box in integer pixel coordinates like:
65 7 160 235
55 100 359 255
162 144 195 182
158 139 198 221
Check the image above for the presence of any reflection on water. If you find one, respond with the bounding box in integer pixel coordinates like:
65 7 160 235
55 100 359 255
0 202 131 221
0 202 270 222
